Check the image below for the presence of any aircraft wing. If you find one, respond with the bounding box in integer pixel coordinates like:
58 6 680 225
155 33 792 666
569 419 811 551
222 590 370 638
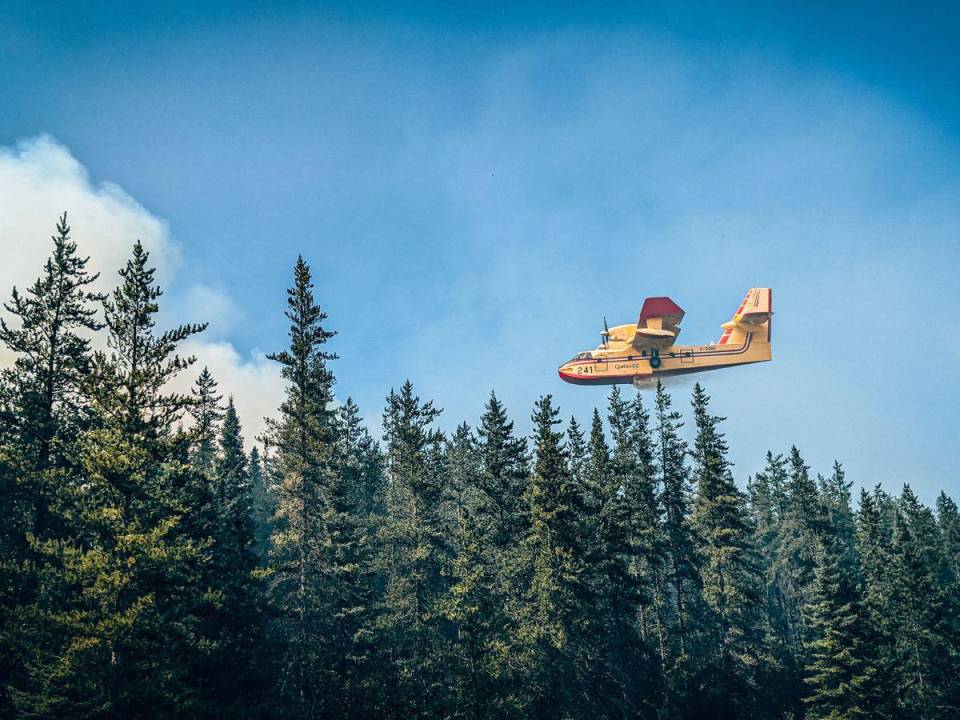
632 297 684 349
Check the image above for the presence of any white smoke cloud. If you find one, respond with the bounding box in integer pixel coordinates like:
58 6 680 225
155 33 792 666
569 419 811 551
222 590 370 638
0 135 179 291
0 135 282 445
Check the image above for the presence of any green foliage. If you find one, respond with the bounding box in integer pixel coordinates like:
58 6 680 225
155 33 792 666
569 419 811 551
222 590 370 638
2 216 959 719
689 383 764 717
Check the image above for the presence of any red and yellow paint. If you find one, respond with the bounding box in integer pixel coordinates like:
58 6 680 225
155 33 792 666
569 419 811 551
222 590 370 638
558 288 772 388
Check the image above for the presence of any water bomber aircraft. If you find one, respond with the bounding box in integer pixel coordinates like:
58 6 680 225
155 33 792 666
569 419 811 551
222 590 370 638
559 287 772 389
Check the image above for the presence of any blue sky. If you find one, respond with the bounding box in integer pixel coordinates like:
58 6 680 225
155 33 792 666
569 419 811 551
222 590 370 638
1 2 958 501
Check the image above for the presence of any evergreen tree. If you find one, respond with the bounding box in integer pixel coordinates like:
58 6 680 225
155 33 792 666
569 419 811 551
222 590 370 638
802 534 874 720
263 256 340 717
0 213 104 712
855 487 899 717
517 395 593 718
935 492 960 591
248 446 275 564
471 391 530 715
88 241 206 441
654 382 698 661
198 397 268 717
777 446 822 661
378 380 453 719
566 416 588 486
689 383 764 717
10 240 211 717
608 387 666 675
0 212 103 472
189 366 224 474
889 486 960 718
475 390 529 552
337 397 385 519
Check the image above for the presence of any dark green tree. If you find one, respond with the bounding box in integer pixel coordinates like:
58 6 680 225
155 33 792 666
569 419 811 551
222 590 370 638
337 397 385 519
378 380 453 719
689 383 764 717
654 382 698 660
0 213 105 712
802 534 874 720
189 366 224 474
516 395 595 718
263 256 340 718
248 446 274 564
10 240 211 718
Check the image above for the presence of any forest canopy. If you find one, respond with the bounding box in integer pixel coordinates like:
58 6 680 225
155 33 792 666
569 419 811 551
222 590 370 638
1 216 958 719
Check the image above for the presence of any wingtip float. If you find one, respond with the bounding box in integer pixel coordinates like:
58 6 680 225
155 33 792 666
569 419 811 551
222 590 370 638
558 288 773 389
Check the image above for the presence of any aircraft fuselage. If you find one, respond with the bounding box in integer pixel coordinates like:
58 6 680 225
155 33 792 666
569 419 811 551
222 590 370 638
558 333 771 387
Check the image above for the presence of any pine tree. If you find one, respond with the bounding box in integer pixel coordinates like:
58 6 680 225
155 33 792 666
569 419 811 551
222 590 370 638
263 256 341 717
517 395 594 718
0 213 105 712
189 366 224 474
337 397 385 519
607 387 666 674
889 486 960 717
248 446 274 564
777 446 822 658
471 391 530 715
689 383 763 717
475 390 529 553
10 240 212 717
378 380 453 718
802 534 873 720
654 382 698 660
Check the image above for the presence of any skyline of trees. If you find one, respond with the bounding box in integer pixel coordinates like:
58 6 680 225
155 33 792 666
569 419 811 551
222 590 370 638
1 216 957 719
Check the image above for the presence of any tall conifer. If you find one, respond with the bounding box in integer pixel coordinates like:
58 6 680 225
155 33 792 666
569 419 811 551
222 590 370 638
263 256 340 717
689 383 763 716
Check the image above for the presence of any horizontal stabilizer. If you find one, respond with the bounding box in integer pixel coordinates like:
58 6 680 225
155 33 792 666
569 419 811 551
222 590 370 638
718 288 772 345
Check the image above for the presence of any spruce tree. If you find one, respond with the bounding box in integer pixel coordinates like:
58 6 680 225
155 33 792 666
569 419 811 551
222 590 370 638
10 240 211 717
189 366 224 474
379 380 453 718
654 382 698 659
0 212 104 472
0 213 104 712
475 390 529 552
689 383 763 717
518 395 594 718
889 486 960 717
802 534 873 720
337 397 385 519
248 446 274 564
199 397 267 717
263 256 340 717
608 387 666 673
935 492 960 591
777 446 822 660
472 391 530 714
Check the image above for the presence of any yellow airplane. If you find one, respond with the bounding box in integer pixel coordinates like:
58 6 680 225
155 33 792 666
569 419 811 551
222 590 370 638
559 288 772 388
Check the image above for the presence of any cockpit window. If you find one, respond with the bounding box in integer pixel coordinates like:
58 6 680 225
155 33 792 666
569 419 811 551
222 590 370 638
575 351 593 360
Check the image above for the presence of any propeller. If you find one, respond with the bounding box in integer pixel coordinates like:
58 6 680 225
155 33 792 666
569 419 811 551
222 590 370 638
600 316 610 347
